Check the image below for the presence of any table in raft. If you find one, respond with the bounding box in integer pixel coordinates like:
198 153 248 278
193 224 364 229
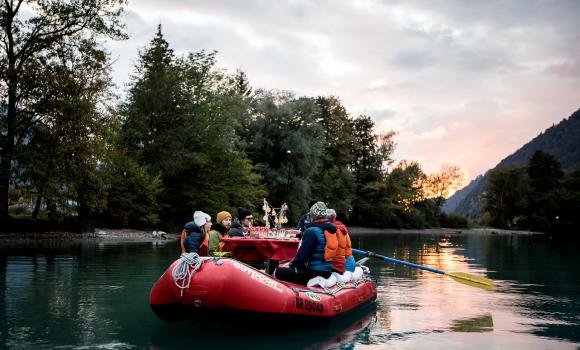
221 236 300 274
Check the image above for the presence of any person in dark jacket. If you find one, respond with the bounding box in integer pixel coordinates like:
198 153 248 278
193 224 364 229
181 211 211 255
229 207 253 237
296 199 318 234
275 201 337 285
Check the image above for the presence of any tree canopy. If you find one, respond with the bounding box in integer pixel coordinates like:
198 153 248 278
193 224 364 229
2 23 510 232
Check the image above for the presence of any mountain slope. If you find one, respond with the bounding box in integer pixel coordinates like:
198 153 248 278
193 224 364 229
449 107 580 218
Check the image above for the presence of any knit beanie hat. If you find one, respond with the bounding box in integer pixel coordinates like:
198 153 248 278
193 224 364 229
193 210 211 227
326 209 337 220
237 207 252 220
309 202 327 220
216 211 232 224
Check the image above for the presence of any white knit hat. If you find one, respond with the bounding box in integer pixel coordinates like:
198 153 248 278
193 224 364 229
193 211 211 227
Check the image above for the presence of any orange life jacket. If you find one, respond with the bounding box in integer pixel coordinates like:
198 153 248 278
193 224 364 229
332 219 352 257
323 229 338 262
218 234 229 252
332 220 354 273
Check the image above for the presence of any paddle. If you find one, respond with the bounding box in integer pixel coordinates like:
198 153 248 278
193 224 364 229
352 248 494 290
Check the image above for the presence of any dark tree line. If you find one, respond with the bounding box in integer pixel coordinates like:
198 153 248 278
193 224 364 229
483 150 580 232
3 15 468 231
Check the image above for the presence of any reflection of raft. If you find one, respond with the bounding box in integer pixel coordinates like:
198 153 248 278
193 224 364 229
150 254 377 326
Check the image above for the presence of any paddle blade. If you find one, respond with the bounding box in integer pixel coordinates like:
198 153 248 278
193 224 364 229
446 272 494 290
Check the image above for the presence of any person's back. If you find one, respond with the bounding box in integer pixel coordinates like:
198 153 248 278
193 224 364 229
228 219 244 237
296 199 318 233
275 202 337 285
180 211 211 256
298 220 337 273
181 222 207 255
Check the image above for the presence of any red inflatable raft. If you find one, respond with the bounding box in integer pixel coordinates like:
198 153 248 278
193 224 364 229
150 253 377 327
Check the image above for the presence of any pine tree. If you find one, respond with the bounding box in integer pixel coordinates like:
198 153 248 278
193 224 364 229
120 25 188 178
310 96 355 218
119 28 265 227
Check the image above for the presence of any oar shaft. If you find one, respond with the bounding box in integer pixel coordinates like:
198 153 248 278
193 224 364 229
352 248 445 275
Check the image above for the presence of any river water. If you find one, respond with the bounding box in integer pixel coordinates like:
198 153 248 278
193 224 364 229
1 232 579 349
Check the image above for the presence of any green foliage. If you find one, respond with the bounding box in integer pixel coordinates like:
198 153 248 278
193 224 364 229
482 151 580 232
2 20 486 230
350 116 398 224
246 91 323 222
483 166 528 229
440 212 470 229
310 96 356 219
558 167 580 231
0 0 127 218
523 151 564 231
119 28 265 228
452 108 580 218
528 150 564 192
100 149 162 228
351 115 384 185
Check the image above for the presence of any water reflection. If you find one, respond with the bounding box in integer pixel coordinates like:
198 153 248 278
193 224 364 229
149 305 377 350
1 234 579 349
449 313 493 333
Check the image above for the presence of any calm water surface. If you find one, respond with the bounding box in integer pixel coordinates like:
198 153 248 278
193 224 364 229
1 233 579 349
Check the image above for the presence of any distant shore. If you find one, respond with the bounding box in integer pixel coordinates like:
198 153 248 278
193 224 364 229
348 227 545 235
0 226 544 245
0 228 180 245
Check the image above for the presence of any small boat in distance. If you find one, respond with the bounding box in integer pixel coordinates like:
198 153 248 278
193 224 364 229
149 253 377 327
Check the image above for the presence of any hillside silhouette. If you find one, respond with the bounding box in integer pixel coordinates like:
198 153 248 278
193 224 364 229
445 107 580 218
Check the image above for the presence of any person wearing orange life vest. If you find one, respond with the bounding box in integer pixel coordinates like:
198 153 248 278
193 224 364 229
208 211 232 256
180 211 211 256
326 209 356 272
274 201 339 285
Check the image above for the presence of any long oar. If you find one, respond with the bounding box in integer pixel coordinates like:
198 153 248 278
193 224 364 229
352 248 494 290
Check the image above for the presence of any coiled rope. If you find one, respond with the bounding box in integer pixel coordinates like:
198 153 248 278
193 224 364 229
172 252 207 296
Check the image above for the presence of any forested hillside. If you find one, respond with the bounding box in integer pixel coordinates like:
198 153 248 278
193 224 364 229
450 108 580 219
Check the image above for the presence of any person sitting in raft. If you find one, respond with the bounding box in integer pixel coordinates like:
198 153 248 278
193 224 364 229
326 209 356 272
229 207 253 237
296 199 318 235
208 211 232 256
274 201 338 285
180 211 211 256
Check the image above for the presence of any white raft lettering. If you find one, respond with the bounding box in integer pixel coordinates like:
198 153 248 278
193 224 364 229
232 261 283 292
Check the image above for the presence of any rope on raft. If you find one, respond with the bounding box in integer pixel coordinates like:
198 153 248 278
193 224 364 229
172 253 218 296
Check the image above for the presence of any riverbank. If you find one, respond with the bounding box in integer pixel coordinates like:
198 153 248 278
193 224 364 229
0 228 180 245
0 226 543 245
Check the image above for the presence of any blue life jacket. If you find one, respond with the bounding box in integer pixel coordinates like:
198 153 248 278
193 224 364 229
182 222 205 254
346 256 356 272
304 221 337 272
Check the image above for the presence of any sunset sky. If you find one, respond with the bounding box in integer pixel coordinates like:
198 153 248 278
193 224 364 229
105 0 580 181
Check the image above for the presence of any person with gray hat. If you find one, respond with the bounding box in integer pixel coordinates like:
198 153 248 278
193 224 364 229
275 201 339 285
